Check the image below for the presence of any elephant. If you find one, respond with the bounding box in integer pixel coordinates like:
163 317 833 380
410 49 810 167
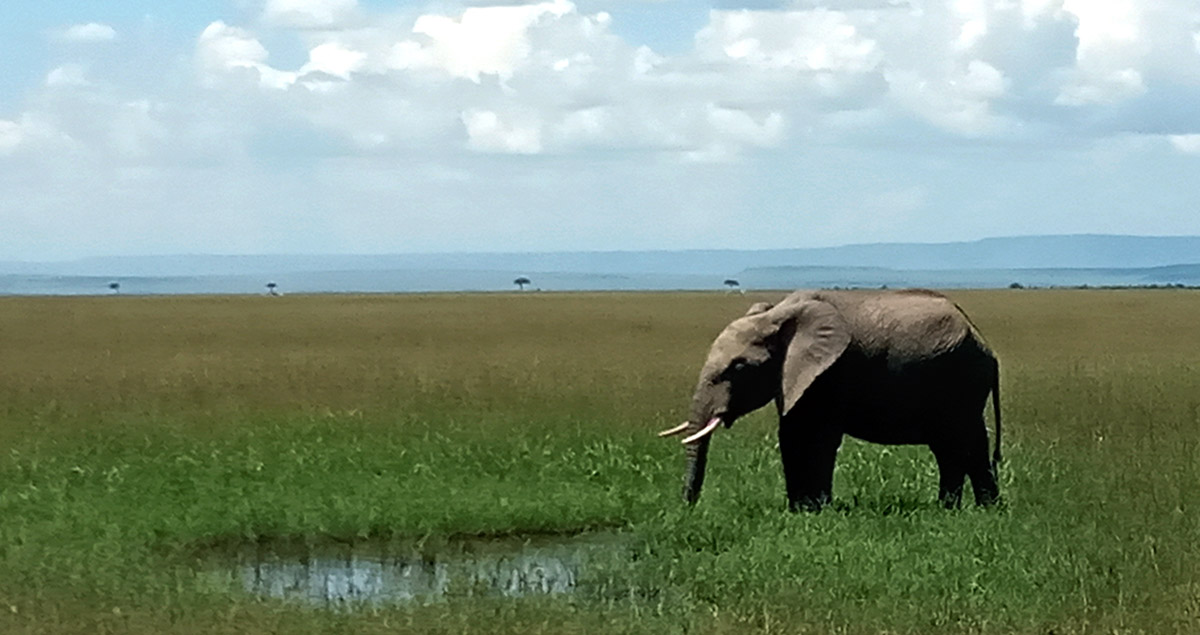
659 289 1001 511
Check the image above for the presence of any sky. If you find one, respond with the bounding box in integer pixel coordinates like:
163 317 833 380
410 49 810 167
2 0 1199 261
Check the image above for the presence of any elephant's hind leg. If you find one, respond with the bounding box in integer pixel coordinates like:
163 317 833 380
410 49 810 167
965 417 1000 506
930 441 966 509
931 417 998 508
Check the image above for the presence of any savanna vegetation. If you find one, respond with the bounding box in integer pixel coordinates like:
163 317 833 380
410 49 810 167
1 291 1198 633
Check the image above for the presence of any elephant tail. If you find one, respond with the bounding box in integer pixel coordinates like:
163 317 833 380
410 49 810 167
990 358 1002 473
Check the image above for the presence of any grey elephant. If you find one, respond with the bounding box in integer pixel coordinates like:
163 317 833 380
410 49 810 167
659 289 1001 511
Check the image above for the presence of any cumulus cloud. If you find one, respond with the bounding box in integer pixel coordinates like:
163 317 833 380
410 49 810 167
56 23 117 42
46 65 90 88
20 0 1200 163
7 0 1200 260
300 42 367 79
1169 134 1200 154
1056 68 1145 106
0 120 21 155
0 114 72 157
1053 0 1200 106
462 110 543 153
196 21 296 89
150 0 1200 156
695 9 881 73
263 0 358 29
403 0 575 81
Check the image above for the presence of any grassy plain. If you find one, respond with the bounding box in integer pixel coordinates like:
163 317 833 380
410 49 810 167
0 290 1198 633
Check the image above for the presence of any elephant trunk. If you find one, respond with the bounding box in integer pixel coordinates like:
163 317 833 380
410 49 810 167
681 422 713 504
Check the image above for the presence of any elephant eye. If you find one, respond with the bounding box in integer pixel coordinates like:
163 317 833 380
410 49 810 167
729 359 748 373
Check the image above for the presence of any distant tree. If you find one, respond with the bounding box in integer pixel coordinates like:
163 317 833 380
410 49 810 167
514 276 532 291
108 281 120 294
1009 282 1024 289
266 281 279 296
723 279 739 290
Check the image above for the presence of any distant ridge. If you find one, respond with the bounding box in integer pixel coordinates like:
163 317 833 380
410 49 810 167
739 264 1200 290
764 234 1200 270
4 234 1200 277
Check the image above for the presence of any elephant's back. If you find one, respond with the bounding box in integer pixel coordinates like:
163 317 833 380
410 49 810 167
814 289 975 361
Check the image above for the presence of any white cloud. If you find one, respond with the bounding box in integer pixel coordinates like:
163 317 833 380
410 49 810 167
707 105 785 148
556 107 611 144
108 101 169 159
405 0 574 81
697 9 881 72
46 65 90 88
1056 68 1145 105
1053 0 1152 105
0 120 21 155
196 22 268 72
462 110 543 153
300 42 367 79
0 114 72 157
1018 0 1066 25
885 59 1012 137
1169 134 1200 154
263 0 358 29
57 23 117 43
196 21 296 89
52 0 1200 159
961 59 1009 99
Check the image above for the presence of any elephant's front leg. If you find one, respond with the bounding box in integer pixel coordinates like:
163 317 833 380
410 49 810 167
779 421 842 512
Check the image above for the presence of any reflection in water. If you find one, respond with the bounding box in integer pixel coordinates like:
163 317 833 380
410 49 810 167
207 533 625 606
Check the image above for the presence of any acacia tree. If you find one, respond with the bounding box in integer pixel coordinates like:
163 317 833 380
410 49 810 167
108 281 120 294
514 276 532 291
266 281 279 296
723 279 740 290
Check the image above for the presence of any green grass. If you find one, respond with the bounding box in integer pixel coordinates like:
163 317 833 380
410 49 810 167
1 291 1198 633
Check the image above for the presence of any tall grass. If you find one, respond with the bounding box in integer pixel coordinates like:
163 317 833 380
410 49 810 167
1 291 1197 633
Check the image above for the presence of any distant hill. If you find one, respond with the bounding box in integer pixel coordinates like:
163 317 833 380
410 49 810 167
3 235 1200 295
757 235 1200 270
4 234 1200 278
739 264 1200 290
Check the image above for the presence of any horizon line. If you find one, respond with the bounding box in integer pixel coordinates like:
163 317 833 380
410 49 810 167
6 232 1200 264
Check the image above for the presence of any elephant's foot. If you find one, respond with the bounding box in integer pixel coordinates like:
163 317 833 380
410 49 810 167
938 487 964 509
969 467 1001 507
788 492 831 513
972 487 1001 507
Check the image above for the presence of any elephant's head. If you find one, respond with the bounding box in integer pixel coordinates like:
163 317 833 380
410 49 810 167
659 297 850 504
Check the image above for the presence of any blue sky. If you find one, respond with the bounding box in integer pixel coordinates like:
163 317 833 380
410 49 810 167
2 0 1200 260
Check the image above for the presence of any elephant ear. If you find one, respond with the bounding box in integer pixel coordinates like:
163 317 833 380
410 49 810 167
775 300 850 416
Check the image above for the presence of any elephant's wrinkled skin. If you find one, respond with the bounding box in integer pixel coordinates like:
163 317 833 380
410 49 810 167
662 289 1001 511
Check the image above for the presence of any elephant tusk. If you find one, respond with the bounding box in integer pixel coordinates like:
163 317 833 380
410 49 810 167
681 417 722 444
658 421 692 438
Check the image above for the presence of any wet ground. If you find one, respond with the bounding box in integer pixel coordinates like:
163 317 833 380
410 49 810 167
202 531 631 607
